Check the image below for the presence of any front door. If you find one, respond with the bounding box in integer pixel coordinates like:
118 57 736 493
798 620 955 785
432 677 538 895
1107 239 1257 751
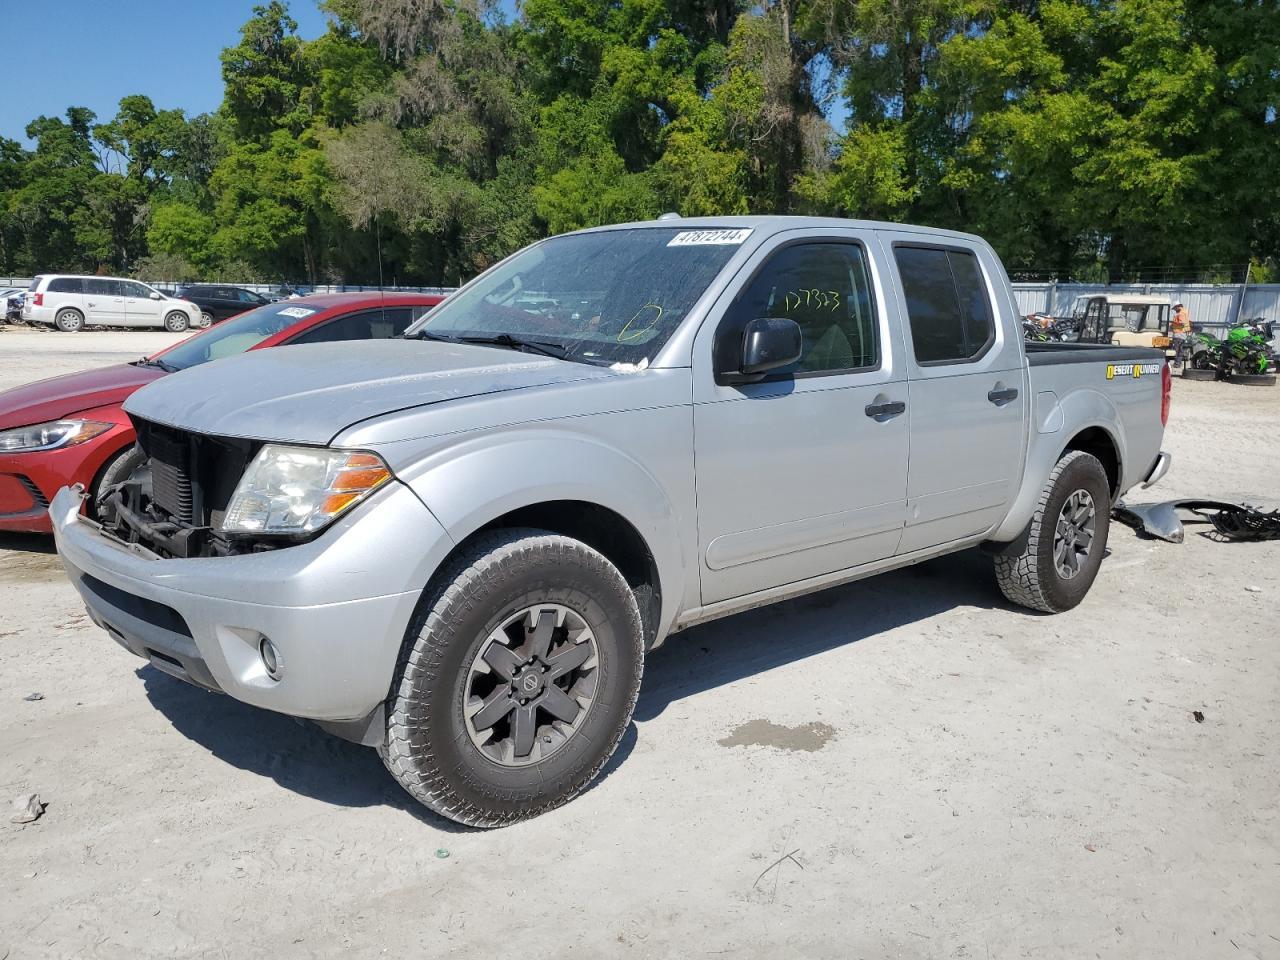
878 236 1028 553
83 278 127 326
693 233 910 605
122 280 165 327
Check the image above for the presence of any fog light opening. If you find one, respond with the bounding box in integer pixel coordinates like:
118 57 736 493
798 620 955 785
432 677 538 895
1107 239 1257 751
260 637 284 681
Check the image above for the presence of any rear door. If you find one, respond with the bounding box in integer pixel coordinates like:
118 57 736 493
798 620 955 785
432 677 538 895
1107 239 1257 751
82 278 127 325
692 230 910 604
879 235 1028 554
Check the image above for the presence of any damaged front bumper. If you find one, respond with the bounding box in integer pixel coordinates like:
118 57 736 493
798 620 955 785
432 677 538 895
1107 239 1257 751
49 482 455 740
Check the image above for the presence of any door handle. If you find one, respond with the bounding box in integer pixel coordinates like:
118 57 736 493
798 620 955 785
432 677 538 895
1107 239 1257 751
864 399 906 421
988 387 1019 406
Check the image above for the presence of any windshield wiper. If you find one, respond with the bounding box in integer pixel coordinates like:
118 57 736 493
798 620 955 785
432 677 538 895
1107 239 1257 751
133 357 179 373
411 330 575 361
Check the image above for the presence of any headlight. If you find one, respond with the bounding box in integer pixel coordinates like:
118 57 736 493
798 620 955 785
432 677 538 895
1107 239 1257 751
221 444 393 535
0 419 114 453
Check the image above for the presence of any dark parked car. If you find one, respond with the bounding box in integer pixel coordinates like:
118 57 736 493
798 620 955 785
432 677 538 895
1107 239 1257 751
175 284 273 327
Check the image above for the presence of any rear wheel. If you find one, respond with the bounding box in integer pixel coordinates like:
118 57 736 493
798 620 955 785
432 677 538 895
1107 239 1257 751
994 450 1111 613
1190 350 1212 371
380 528 644 827
164 311 189 333
54 308 84 332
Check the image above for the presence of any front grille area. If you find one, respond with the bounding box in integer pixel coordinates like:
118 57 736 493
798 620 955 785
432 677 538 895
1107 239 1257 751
98 419 263 558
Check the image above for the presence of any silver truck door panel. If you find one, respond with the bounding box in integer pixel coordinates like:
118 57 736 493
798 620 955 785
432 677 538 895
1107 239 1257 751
877 234 1030 553
691 229 910 605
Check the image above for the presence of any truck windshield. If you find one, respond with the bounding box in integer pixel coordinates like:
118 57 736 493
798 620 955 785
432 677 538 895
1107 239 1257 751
405 227 748 365
147 302 323 371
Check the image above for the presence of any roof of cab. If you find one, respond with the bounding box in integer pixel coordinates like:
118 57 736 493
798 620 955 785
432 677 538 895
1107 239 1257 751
571 215 988 246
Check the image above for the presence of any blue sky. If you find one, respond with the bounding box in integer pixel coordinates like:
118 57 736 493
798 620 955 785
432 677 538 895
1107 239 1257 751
2 0 847 145
1 0 331 145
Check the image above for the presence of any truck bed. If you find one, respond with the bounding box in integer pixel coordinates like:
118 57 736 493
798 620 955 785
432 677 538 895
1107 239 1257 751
1024 341 1167 366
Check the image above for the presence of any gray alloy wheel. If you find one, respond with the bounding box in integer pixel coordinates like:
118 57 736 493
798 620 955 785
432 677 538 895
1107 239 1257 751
463 603 601 767
1052 489 1096 580
198 311 214 328
164 311 190 333
54 308 84 332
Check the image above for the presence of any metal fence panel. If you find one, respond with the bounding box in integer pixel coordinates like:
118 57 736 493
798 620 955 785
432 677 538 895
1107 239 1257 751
1011 282 1280 334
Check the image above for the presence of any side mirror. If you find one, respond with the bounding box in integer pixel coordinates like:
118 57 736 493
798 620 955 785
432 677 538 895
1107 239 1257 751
149 291 162 300
724 317 802 383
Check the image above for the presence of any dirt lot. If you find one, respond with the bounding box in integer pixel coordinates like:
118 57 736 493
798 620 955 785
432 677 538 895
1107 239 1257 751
1 327 1277 959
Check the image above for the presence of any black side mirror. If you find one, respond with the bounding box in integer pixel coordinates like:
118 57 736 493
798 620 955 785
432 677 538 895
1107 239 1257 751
723 317 802 383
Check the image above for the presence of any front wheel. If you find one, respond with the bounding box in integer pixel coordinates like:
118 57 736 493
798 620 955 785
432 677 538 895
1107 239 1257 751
1190 350 1212 371
380 528 644 827
198 312 214 329
164 311 190 333
993 450 1112 613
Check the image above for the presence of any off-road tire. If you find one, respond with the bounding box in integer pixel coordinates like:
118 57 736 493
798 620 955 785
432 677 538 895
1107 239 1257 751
380 528 644 828
994 450 1111 614
164 311 189 333
54 308 84 332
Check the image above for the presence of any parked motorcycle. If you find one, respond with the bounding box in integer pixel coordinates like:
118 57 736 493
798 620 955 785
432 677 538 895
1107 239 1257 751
1022 314 1067 342
1188 319 1273 378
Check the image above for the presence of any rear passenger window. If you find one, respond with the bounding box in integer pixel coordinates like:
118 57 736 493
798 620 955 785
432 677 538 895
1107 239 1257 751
894 246 995 364
84 278 121 296
717 242 879 377
287 308 414 345
48 277 84 294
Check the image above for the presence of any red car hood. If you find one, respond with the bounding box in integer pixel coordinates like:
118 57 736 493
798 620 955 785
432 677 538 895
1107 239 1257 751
0 363 165 430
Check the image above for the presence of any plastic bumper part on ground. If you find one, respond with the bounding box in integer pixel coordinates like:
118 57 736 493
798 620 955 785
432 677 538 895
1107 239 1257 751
50 481 455 726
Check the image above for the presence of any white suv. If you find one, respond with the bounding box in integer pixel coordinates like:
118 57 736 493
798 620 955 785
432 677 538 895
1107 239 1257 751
22 275 202 332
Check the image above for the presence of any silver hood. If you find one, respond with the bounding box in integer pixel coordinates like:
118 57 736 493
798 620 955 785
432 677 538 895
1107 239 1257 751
123 339 613 445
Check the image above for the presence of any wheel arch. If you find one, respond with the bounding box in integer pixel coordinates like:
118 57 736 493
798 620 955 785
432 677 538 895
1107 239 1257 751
396 431 689 647
1063 425 1121 499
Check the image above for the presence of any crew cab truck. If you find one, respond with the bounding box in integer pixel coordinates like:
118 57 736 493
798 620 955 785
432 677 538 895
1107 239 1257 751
50 217 1172 827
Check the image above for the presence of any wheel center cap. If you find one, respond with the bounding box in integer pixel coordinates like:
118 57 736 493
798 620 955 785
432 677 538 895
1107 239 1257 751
513 667 544 700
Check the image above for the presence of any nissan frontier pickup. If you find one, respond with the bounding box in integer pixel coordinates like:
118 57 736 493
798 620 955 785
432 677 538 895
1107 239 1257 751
51 217 1172 827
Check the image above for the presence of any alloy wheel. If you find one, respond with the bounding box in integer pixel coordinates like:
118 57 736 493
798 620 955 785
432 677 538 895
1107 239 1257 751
1053 489 1096 580
464 604 599 767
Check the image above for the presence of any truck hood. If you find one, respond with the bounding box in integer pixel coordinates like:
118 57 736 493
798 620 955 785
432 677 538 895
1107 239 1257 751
122 339 615 444
0 363 164 430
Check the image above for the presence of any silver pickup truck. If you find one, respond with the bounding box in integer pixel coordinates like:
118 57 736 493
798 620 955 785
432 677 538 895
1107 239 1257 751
51 217 1172 827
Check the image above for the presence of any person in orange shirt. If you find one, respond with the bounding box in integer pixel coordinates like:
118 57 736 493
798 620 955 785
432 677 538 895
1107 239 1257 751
1171 302 1192 363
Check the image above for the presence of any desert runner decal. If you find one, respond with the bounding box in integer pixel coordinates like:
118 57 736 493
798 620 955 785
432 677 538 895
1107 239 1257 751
1106 362 1163 379
667 228 753 247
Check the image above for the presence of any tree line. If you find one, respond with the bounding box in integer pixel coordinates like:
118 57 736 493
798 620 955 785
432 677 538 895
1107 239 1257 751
0 0 1276 287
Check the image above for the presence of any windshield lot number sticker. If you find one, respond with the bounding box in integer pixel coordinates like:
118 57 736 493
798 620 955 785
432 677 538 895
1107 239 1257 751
1106 362 1162 379
667 229 753 247
278 307 317 318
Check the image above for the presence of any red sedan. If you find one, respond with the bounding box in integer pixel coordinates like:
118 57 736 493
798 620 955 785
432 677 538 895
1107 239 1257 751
0 292 443 533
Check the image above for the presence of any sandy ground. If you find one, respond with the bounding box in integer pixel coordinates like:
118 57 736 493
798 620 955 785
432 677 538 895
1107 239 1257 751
1 327 1277 959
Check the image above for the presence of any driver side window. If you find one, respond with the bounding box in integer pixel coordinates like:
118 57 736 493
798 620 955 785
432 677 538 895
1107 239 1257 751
715 242 880 378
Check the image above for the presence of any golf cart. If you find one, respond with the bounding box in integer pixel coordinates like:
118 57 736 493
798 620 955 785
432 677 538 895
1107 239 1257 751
1073 294 1173 353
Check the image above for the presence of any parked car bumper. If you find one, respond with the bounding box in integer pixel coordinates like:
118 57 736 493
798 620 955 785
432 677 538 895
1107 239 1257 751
50 481 452 723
